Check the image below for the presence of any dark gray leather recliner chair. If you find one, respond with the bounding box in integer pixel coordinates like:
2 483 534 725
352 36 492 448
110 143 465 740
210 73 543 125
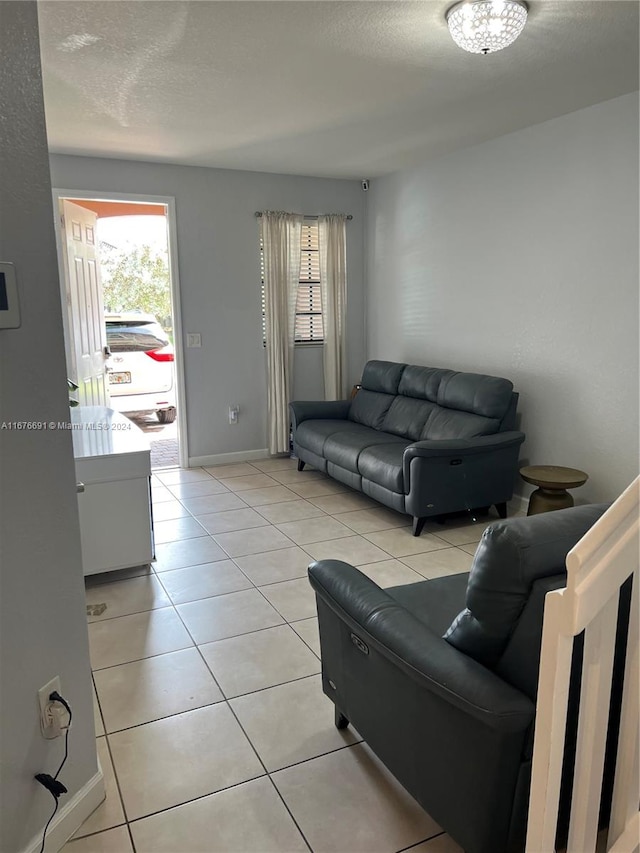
308 504 618 853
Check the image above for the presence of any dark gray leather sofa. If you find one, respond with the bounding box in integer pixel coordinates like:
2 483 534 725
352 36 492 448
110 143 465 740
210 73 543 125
290 360 525 535
308 504 612 853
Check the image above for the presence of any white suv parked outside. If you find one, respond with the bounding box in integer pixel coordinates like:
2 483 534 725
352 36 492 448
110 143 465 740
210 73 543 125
105 313 177 423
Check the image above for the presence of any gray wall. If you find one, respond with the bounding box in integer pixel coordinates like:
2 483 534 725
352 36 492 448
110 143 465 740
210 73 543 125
365 92 639 504
0 4 97 850
49 155 366 463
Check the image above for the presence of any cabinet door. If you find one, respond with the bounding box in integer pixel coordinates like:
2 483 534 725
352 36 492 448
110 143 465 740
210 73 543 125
78 478 153 575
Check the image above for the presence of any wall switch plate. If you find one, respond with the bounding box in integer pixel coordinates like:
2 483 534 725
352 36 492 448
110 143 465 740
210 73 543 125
186 333 201 348
38 676 64 739
228 405 239 424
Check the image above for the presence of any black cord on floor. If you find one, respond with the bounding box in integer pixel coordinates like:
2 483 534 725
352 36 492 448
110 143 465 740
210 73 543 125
37 799 59 853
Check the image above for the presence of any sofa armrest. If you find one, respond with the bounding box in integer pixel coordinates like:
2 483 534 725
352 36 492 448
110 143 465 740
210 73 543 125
308 560 534 733
289 400 351 431
403 431 525 483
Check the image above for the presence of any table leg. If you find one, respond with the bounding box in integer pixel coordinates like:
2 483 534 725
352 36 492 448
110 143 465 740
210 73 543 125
528 487 575 515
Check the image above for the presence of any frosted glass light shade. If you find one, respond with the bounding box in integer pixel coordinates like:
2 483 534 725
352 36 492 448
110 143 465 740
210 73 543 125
447 0 528 54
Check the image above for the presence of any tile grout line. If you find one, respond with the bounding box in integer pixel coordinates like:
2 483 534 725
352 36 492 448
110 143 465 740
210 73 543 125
98 666 323 738
119 767 321 851
90 616 310 672
87 545 473 633
123 774 269 832
99 554 267 842
288 624 322 662
142 575 322 852
88 534 476 631
395 830 449 852
264 774 315 853
90 469 358 847
203 670 320 853
67 822 129 845
100 726 133 842
125 820 137 852
83 462 491 850
98 544 352 738
86 715 428 852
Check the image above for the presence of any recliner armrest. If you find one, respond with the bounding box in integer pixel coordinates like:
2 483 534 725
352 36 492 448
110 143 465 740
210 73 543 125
403 431 525 483
309 559 534 733
289 400 351 430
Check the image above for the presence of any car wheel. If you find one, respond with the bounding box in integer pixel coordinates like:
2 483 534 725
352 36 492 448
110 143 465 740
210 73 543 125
157 408 177 424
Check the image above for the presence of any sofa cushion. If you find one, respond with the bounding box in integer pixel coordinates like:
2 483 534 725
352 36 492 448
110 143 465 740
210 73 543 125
422 407 500 440
388 573 470 636
358 442 410 492
348 389 395 429
361 360 406 394
382 396 437 440
494 574 567 700
326 463 362 491
398 365 456 402
296 420 372 457
437 372 513 419
324 430 406 475
443 504 608 669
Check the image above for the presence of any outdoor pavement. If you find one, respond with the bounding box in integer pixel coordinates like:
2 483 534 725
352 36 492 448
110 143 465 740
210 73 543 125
129 413 179 470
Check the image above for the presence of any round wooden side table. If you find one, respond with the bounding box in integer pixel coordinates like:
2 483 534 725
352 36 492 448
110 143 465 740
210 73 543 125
520 465 589 516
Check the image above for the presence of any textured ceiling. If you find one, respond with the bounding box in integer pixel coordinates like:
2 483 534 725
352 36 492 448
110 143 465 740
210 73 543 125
38 1 639 179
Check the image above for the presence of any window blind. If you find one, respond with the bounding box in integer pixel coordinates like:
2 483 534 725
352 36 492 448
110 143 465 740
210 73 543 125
295 222 323 342
261 221 323 343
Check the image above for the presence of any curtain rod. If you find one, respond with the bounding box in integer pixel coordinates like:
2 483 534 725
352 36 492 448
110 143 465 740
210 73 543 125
254 211 353 220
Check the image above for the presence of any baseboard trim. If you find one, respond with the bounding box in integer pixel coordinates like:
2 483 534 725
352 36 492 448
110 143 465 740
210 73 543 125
22 769 105 853
189 448 270 467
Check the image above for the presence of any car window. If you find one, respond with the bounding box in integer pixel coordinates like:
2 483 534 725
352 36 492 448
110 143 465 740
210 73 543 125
106 321 169 353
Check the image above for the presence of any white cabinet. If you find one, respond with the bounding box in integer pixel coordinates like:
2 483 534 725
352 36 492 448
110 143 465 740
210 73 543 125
72 406 154 576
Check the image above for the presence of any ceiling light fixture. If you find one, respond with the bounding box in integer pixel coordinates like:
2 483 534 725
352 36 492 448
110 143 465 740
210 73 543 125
446 0 528 55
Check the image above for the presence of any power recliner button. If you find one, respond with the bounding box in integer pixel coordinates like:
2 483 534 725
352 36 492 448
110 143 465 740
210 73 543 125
350 633 369 655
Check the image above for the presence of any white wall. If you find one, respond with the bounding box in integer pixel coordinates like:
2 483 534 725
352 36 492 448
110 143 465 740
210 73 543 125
365 93 639 504
49 155 366 464
0 4 98 850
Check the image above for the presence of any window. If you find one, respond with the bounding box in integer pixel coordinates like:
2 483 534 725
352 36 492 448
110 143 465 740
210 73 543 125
105 316 169 353
295 222 323 342
261 221 323 343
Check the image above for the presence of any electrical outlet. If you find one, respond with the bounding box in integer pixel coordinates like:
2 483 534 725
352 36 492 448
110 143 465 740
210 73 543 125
186 333 201 348
38 676 64 739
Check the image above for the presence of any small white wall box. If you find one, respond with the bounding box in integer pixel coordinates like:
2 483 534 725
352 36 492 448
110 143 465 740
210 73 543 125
0 263 21 329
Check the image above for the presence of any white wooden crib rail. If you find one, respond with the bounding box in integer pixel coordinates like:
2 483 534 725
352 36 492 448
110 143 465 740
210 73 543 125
526 477 639 853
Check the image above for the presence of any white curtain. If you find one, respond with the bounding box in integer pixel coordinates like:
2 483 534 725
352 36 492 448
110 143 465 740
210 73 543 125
318 214 348 400
261 211 303 454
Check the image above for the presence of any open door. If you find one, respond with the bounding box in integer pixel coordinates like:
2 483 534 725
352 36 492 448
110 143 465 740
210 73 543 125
60 199 109 406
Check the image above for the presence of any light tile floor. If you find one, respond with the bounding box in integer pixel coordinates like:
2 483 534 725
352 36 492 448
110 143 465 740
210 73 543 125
65 459 511 853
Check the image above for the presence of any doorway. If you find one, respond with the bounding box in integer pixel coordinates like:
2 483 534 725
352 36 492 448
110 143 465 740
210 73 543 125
53 191 187 469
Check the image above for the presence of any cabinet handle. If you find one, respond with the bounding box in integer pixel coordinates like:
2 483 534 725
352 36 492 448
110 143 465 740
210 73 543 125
76 482 85 493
